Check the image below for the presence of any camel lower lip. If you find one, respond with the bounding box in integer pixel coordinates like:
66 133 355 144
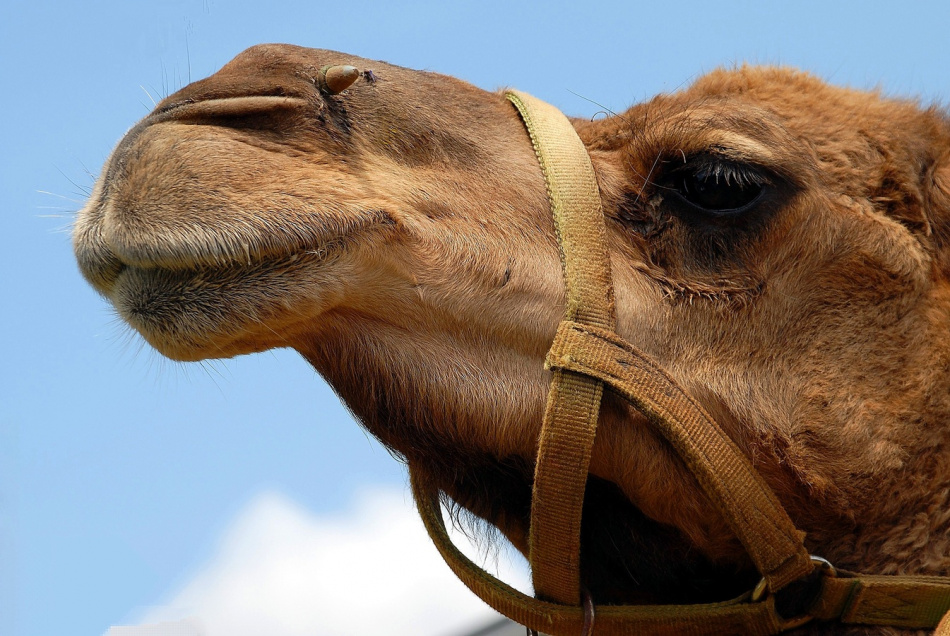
109 245 343 360
113 246 338 311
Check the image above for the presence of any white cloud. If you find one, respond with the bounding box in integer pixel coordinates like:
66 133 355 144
107 619 202 636
114 487 530 636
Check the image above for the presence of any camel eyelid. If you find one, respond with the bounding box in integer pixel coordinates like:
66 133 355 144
661 154 772 188
656 154 772 217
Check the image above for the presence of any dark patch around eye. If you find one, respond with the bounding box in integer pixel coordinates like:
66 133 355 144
668 156 768 216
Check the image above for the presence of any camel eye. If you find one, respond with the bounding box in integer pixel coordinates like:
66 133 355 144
670 158 766 216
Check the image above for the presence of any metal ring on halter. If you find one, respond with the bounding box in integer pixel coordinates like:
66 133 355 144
522 592 594 635
581 590 596 636
751 555 838 603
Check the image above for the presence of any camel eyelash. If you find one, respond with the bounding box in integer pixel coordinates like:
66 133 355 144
669 154 770 187
659 154 772 217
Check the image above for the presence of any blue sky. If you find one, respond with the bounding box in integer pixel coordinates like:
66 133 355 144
3 1 950 635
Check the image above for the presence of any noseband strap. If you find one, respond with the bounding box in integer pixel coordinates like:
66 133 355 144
408 90 950 635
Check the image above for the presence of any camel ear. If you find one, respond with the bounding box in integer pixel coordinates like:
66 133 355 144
927 156 950 275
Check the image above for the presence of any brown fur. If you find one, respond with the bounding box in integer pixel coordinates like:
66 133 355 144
73 45 950 631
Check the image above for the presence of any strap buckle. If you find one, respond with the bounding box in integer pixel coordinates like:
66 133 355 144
751 555 837 629
526 592 593 636
752 555 837 602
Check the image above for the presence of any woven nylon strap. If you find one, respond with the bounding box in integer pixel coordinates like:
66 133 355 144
547 321 812 592
410 473 950 634
506 89 812 599
506 89 616 605
411 470 789 636
409 90 950 634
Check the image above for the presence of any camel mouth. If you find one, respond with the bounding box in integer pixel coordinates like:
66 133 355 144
74 186 391 291
111 238 345 301
74 200 395 360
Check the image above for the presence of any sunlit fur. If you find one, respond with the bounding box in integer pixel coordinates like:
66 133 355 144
74 45 950 632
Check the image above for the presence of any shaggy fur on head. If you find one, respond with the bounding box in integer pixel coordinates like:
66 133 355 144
74 44 950 633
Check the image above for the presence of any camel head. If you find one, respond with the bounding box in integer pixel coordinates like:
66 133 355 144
74 44 950 610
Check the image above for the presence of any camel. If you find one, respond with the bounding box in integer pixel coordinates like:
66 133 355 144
73 44 950 634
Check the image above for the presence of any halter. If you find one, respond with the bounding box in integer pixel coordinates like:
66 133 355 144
409 90 950 635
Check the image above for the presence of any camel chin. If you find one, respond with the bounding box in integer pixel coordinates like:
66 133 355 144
74 44 950 626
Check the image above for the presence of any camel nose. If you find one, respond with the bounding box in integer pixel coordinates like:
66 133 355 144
148 44 369 118
150 44 313 112
214 43 305 77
